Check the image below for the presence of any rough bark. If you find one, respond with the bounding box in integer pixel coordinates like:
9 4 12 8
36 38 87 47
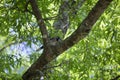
22 0 113 80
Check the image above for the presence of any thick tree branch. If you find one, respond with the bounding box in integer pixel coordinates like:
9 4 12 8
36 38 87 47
22 0 113 80
60 0 113 52
29 0 49 46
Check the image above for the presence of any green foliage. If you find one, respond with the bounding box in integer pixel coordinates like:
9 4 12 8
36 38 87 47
0 72 22 80
0 0 120 80
44 0 120 80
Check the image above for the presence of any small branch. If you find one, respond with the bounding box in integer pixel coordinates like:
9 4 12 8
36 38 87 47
29 0 49 46
24 0 33 14
43 63 62 70
111 75 120 80
43 16 57 21
24 0 30 11
15 6 33 14
0 42 15 52
0 41 22 52
35 46 43 52
8 1 33 14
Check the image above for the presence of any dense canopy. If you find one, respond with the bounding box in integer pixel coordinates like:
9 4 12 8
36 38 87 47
0 0 120 80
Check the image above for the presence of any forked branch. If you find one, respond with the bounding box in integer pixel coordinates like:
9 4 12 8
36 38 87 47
22 0 113 80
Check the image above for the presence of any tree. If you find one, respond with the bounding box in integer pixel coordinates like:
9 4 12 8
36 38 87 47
0 0 120 80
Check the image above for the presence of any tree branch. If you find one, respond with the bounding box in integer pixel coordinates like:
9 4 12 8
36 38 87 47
60 0 113 52
24 0 33 14
0 42 15 52
22 0 113 80
29 0 49 47
111 75 120 80
0 40 22 53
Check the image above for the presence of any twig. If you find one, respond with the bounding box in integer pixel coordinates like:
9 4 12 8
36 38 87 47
111 75 120 80
0 42 15 52
43 63 62 70
43 16 57 21
35 46 43 52
0 41 22 52
24 0 33 14
9 0 33 14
